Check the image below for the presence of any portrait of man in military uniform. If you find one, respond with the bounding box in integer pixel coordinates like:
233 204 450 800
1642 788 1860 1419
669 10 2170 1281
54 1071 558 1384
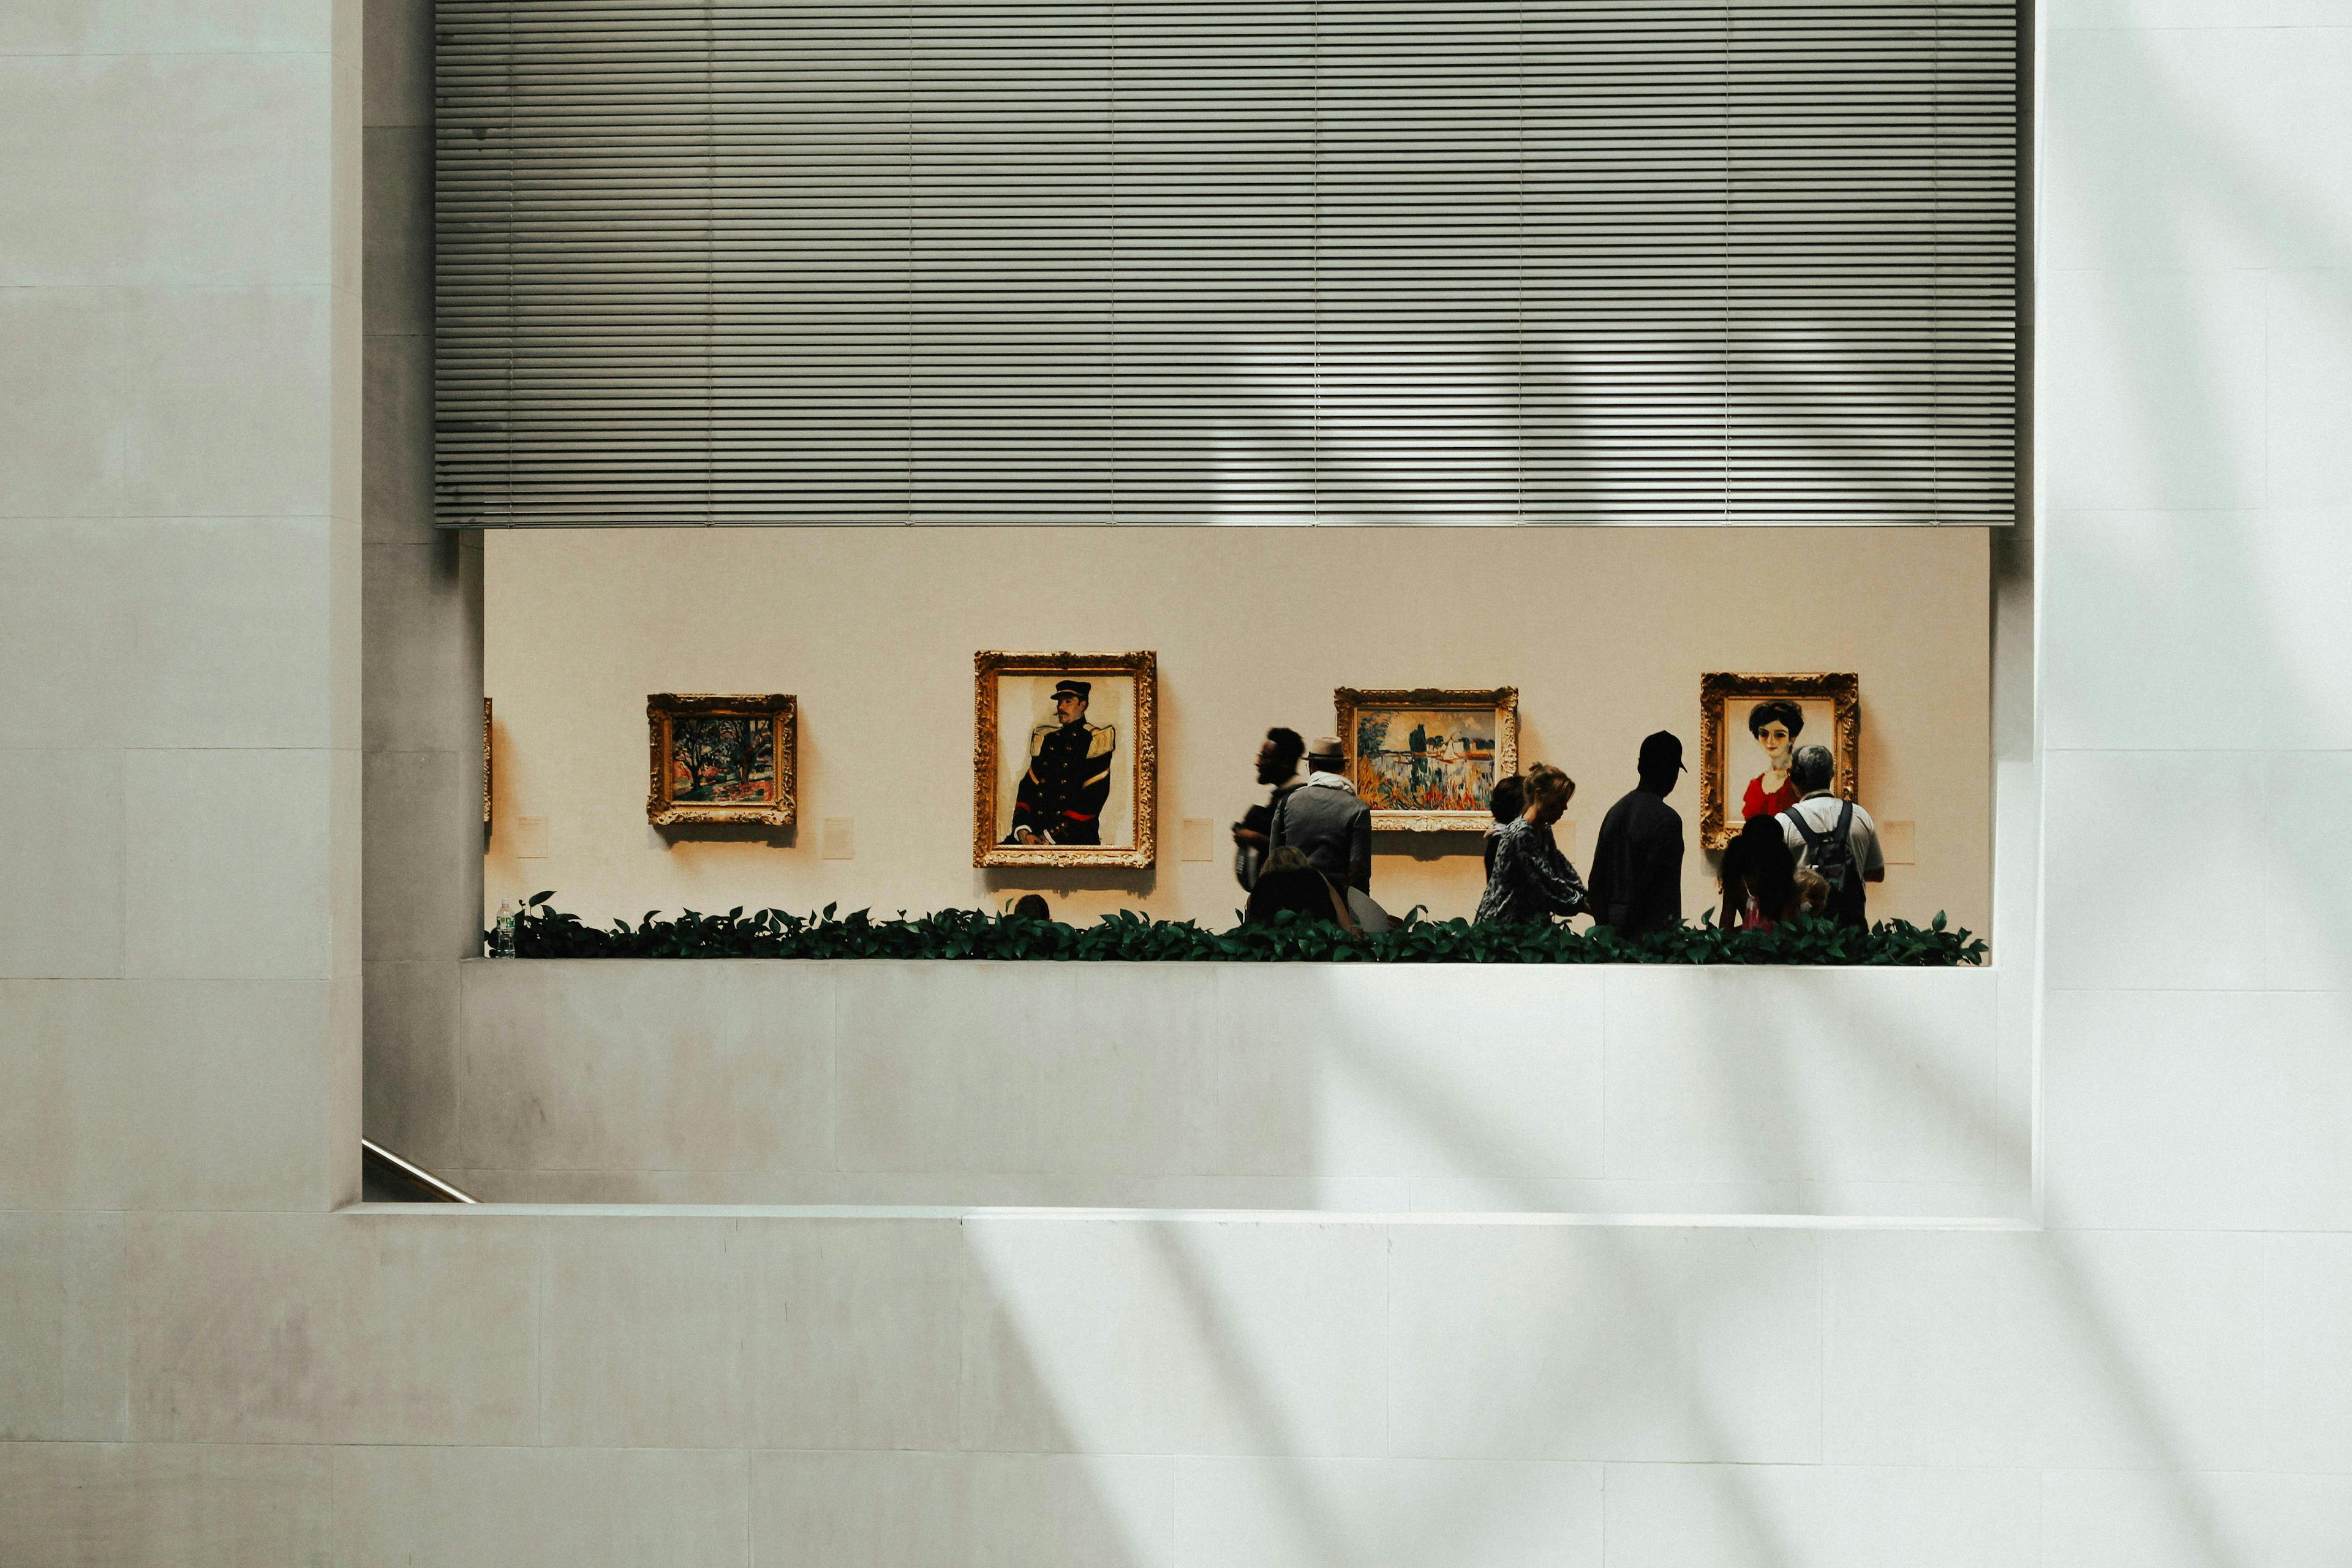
974 650 1158 869
1005 679 1116 846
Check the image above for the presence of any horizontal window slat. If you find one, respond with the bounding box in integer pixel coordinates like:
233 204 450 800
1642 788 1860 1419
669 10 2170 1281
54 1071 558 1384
438 0 2020 527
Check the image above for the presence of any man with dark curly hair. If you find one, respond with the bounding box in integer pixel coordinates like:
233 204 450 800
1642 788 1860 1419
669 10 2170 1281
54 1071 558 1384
1232 726 1306 891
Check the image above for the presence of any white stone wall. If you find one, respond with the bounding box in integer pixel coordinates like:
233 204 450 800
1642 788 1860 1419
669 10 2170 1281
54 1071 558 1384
0 0 364 1219
359 0 484 1180
9 0 2352 1561
451 959 2017 1216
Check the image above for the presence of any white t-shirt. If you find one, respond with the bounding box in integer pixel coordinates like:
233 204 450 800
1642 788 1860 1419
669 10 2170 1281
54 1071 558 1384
1779 792 1884 883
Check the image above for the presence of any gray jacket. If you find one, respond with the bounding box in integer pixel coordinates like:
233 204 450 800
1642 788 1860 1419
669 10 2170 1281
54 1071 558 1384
1271 774 1373 891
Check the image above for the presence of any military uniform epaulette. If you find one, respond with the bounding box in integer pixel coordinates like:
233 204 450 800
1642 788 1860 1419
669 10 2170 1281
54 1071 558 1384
1031 722 1114 758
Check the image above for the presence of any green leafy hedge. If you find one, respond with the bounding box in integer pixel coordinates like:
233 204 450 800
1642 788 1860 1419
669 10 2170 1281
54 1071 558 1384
502 894 1986 966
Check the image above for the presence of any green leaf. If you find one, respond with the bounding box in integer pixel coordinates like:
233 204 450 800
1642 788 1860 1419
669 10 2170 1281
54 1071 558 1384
494 893 1985 968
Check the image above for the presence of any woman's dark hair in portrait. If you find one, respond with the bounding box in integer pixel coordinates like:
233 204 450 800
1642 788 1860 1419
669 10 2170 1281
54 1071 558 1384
1747 699 1804 738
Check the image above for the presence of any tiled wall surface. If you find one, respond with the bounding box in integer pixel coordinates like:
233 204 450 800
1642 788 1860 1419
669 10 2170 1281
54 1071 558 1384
15 1208 2352 1561
10 0 2352 1561
0 0 363 1229
449 959 2016 1215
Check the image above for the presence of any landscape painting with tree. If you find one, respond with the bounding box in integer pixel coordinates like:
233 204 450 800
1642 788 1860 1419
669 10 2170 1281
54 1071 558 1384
646 693 796 827
1334 687 1520 832
673 718 772 803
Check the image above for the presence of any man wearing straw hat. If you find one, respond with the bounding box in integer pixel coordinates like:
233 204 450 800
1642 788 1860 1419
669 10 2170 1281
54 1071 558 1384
1270 734 1374 898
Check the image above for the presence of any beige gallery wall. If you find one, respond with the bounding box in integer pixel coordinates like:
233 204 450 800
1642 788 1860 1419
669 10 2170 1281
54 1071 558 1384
485 526 1991 937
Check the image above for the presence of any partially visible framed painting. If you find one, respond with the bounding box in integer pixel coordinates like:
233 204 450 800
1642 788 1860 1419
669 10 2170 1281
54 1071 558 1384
646 693 796 827
1697 671 1860 850
974 650 1157 869
1334 686 1519 832
482 697 493 825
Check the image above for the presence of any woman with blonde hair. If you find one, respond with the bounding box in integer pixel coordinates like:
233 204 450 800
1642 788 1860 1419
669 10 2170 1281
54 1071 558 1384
1474 763 1591 925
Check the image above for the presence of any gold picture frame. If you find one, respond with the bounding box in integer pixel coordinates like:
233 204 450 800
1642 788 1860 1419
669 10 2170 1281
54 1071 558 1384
646 693 796 828
1333 686 1520 832
482 696 493 826
974 650 1157 869
1697 671 1860 851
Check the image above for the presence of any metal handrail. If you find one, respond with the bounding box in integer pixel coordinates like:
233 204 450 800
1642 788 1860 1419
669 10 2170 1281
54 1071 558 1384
361 1139 478 1203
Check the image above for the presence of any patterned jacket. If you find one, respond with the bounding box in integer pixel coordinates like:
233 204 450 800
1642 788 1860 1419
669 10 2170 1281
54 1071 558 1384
1474 818 1590 925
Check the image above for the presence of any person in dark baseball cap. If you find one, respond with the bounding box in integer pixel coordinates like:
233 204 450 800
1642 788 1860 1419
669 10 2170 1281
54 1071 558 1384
1587 730 1687 935
1637 729 1684 778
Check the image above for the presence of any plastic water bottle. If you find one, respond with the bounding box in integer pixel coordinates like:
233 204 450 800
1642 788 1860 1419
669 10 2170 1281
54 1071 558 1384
493 900 516 957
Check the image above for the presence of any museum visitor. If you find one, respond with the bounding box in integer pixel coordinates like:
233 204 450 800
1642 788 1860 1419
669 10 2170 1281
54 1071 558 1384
1778 744 1887 927
1586 730 1689 935
1472 764 1591 925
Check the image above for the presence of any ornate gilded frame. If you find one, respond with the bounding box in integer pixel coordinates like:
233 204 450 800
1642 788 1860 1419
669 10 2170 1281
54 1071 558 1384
482 697 492 825
974 650 1158 869
646 693 796 828
1333 686 1521 833
1697 671 1860 850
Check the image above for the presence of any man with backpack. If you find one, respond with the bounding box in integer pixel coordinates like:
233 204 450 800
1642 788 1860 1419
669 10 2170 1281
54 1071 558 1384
1776 744 1884 929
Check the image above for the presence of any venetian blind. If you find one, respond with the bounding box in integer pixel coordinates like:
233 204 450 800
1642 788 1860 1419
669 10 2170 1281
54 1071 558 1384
435 1 2021 526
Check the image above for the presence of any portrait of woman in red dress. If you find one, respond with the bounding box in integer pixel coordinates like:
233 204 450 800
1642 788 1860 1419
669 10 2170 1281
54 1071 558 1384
1698 671 1859 853
1740 699 1805 822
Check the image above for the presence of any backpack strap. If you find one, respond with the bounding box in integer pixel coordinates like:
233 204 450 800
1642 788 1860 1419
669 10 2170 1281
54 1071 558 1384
1780 801 1855 854
1780 805 1834 854
1823 799 1865 916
